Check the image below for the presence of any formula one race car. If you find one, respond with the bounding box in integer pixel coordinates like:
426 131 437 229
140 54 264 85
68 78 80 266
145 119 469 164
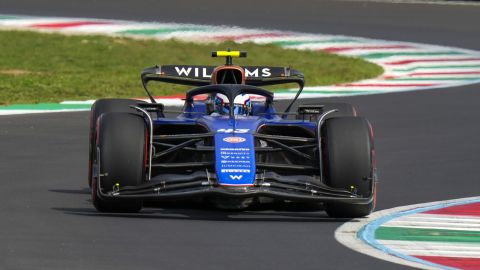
88 51 377 218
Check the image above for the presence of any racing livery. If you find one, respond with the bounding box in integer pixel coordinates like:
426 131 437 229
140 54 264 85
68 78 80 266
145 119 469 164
88 51 377 218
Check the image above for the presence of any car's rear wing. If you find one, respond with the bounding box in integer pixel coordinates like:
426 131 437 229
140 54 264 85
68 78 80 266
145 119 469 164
140 63 305 118
141 65 304 88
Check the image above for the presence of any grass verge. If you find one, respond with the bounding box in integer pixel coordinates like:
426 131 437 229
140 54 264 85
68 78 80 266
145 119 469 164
0 30 383 104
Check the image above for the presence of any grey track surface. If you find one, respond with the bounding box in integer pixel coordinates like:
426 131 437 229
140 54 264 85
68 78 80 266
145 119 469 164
1 1 480 269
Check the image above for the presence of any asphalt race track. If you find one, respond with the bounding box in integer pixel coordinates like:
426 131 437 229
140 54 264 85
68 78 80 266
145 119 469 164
1 1 480 269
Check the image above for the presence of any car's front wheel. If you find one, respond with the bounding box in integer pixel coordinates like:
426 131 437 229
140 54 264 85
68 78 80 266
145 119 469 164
91 112 146 213
88 98 143 188
321 116 376 218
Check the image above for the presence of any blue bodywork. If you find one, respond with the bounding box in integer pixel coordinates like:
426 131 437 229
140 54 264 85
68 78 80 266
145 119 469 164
153 100 316 186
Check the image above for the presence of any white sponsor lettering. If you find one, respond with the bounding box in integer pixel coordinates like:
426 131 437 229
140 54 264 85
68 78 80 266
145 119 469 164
175 67 192 76
221 169 251 173
262 68 271 77
174 66 271 78
202 68 212 78
174 67 212 78
229 175 243 180
244 68 271 77
245 68 259 77
217 128 250 133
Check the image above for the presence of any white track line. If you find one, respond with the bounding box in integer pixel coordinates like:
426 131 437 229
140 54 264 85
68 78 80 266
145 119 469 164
379 240 480 258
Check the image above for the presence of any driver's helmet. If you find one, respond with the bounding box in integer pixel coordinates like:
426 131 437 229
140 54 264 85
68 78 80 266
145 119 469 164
214 93 252 115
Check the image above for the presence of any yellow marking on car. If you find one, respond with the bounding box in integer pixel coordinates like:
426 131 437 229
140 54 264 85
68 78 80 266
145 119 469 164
216 51 240 57
212 51 247 57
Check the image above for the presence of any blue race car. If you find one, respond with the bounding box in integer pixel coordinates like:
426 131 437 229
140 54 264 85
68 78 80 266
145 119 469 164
88 51 377 218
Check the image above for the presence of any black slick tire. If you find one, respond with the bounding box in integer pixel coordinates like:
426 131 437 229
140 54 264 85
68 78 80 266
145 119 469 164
88 99 142 187
91 112 146 213
322 116 375 218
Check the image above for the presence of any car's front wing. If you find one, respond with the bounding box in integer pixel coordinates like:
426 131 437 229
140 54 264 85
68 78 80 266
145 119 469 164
95 171 375 205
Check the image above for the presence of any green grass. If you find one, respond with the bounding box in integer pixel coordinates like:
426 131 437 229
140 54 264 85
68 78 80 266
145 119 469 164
0 30 383 105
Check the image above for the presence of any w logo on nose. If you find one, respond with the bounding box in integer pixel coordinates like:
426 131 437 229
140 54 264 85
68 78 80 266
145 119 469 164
229 175 243 180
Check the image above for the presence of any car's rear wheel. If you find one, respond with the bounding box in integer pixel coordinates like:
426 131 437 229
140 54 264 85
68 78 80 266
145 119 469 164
322 116 376 218
91 112 146 213
88 98 142 187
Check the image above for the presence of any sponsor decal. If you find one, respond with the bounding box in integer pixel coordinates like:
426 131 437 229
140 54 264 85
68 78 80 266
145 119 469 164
229 175 243 180
216 134 255 185
174 67 270 78
174 66 212 78
244 68 271 77
160 65 284 79
223 136 246 143
221 160 250 164
221 169 251 173
217 128 250 133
